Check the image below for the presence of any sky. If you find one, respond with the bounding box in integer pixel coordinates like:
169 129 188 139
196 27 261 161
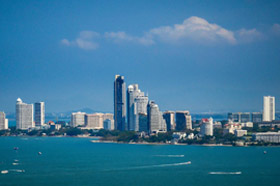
0 0 280 113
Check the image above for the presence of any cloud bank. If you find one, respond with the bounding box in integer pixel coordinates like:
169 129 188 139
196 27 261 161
61 16 278 50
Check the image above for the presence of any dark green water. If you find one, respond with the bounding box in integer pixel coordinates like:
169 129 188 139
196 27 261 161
0 137 279 186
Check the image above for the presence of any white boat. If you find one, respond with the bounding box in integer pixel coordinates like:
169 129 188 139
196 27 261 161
38 152 42 155
1 170 8 174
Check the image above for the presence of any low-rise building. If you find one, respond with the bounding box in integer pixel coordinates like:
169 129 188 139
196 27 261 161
223 121 242 135
252 131 280 143
234 129 247 137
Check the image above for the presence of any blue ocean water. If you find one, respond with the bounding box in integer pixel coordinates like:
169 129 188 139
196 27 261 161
0 137 279 186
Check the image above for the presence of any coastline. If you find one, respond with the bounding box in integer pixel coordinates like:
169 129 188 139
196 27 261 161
90 139 234 147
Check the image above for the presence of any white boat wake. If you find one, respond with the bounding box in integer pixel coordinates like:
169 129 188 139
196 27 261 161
154 155 185 158
209 171 242 175
106 161 191 171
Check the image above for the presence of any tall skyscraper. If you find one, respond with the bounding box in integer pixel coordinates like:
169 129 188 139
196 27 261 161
147 101 166 134
200 118 213 136
263 96 275 122
71 111 86 127
114 75 126 131
127 84 142 130
175 111 192 131
134 95 148 131
0 112 8 130
35 102 45 126
163 111 175 131
16 98 34 130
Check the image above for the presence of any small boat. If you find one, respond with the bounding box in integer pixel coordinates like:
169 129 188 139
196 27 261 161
38 152 42 155
13 147 19 150
1 170 8 174
264 151 267 154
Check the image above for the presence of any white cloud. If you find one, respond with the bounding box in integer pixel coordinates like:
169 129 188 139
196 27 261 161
104 31 154 45
236 28 263 42
61 17 269 49
149 16 236 44
61 31 100 50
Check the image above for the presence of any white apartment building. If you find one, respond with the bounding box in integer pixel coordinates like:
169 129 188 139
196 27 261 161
263 96 275 122
16 98 34 130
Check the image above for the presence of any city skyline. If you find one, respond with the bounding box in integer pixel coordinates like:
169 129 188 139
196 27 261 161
1 0 280 113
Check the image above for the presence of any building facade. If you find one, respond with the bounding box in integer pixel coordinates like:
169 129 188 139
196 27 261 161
263 96 275 122
138 113 148 132
253 131 280 143
251 112 263 123
114 75 126 131
175 111 192 131
200 118 213 136
0 112 8 130
163 111 175 131
16 98 34 130
147 101 166 133
71 111 86 127
134 95 148 131
34 102 45 126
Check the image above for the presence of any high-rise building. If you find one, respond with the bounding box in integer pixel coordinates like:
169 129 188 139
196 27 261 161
0 112 8 130
163 111 175 131
114 75 126 131
16 98 34 130
35 102 45 126
251 112 263 123
134 95 148 131
175 111 192 131
127 84 144 131
70 111 86 127
200 118 213 136
138 113 148 132
228 112 250 123
240 112 250 123
147 101 166 133
263 96 275 122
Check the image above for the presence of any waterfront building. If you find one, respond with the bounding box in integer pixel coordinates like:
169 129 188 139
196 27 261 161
103 113 114 130
114 75 126 131
85 113 104 129
251 112 263 123
35 102 45 126
127 84 147 131
263 96 275 122
138 113 148 132
134 95 148 131
16 98 34 130
253 131 280 143
163 111 175 131
0 112 8 130
234 129 247 137
223 121 242 135
147 101 166 133
103 119 112 130
70 111 86 127
200 118 213 136
175 111 192 131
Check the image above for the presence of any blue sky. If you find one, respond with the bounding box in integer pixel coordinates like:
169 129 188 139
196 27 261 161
0 0 280 113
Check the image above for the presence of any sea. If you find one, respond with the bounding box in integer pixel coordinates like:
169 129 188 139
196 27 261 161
0 137 279 186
